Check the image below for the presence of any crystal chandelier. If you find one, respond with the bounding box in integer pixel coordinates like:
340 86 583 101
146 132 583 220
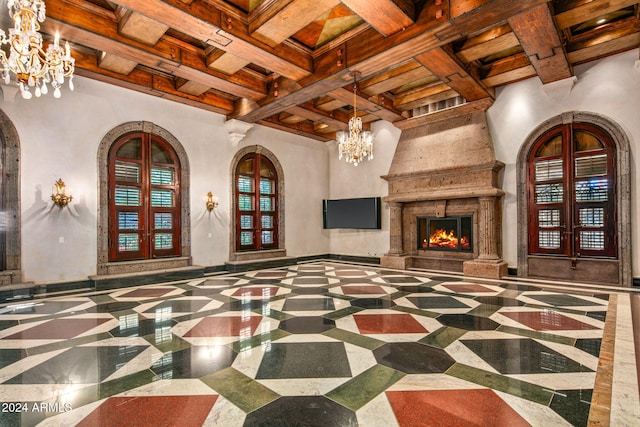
337 73 373 166
0 0 75 99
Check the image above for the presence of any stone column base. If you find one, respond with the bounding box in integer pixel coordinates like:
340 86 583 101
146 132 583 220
380 255 412 270
463 259 508 279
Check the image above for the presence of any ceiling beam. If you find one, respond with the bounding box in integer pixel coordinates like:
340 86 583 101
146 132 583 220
414 47 493 101
44 0 267 100
249 0 341 47
554 0 640 30
108 0 313 80
508 4 572 84
340 0 415 36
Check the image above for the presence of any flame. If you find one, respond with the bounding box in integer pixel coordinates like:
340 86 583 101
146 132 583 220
429 229 458 248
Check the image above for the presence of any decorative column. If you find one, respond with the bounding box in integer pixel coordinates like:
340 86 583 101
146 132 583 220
387 202 405 256
463 195 508 279
477 196 501 261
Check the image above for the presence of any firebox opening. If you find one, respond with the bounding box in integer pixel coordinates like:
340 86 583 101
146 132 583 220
417 216 473 252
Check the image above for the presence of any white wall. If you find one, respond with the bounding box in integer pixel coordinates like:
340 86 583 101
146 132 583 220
0 77 330 283
327 120 401 257
488 49 640 275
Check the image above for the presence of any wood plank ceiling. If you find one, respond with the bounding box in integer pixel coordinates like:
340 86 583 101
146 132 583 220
34 0 640 140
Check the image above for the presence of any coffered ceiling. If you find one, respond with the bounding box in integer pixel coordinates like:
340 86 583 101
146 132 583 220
32 0 640 140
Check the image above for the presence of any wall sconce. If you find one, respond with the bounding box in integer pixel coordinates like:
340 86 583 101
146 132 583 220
51 179 72 207
206 192 218 211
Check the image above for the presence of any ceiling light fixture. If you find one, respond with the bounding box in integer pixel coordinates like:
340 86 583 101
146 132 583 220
337 72 373 166
0 0 75 99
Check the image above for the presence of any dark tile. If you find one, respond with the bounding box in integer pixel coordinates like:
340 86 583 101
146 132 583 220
475 296 525 307
586 311 607 322
383 276 423 284
427 276 463 282
291 287 329 295
527 294 605 307
3 300 87 315
350 298 396 309
0 348 27 369
151 345 237 379
575 338 602 358
5 346 148 384
373 342 455 374
4 318 112 340
225 299 271 311
109 314 176 338
291 278 330 285
503 284 542 292
279 317 336 334
0 319 19 331
462 339 593 374
142 299 209 313
282 298 335 311
408 296 469 309
256 342 351 379
436 314 500 331
183 288 225 297
86 301 138 313
550 389 593 427
244 396 357 427
241 279 281 285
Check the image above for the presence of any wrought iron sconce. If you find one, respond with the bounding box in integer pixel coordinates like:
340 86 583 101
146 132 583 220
206 192 218 211
51 179 72 207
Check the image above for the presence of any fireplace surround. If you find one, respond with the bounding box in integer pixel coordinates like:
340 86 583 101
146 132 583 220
381 110 508 278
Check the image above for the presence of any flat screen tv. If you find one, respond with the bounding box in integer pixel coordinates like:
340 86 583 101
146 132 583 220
323 197 381 229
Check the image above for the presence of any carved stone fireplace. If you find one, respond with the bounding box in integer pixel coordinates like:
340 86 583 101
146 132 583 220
381 110 508 279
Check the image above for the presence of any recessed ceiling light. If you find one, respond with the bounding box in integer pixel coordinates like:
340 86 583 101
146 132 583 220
596 18 607 24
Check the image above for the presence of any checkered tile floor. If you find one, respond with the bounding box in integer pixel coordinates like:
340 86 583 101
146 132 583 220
0 262 638 426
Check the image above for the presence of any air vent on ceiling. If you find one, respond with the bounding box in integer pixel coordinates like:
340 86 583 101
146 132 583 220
412 95 466 117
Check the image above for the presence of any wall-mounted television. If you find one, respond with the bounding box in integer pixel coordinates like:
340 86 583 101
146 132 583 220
323 197 382 229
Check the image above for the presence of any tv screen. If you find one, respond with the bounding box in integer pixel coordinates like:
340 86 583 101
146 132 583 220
323 197 381 229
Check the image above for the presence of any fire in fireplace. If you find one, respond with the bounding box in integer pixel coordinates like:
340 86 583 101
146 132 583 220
417 216 473 252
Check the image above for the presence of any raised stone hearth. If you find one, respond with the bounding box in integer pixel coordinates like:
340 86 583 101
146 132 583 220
381 111 507 279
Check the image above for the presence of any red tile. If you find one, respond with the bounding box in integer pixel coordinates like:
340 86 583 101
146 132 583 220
184 316 263 337
387 389 530 427
501 310 599 331
341 285 386 295
232 287 280 297
119 288 174 298
4 318 111 340
442 284 495 293
354 314 428 334
77 395 217 427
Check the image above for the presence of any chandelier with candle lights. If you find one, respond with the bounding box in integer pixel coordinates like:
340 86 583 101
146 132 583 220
337 72 373 166
0 0 75 99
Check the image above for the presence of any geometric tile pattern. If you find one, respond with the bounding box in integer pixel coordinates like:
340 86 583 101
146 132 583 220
0 262 623 426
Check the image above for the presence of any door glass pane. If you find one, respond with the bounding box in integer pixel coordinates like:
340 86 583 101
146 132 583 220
155 233 173 249
119 234 139 251
262 231 273 244
260 178 274 194
575 131 604 152
538 210 560 227
240 231 253 245
575 154 606 177
579 208 604 227
118 212 139 229
239 195 254 211
238 176 253 192
262 215 273 229
151 167 174 185
151 190 174 207
155 213 172 229
535 159 563 181
115 186 141 206
580 231 604 250
151 141 173 164
116 138 142 159
535 183 563 204
539 231 561 249
240 215 253 229
260 196 273 211
115 161 140 183
575 178 608 201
